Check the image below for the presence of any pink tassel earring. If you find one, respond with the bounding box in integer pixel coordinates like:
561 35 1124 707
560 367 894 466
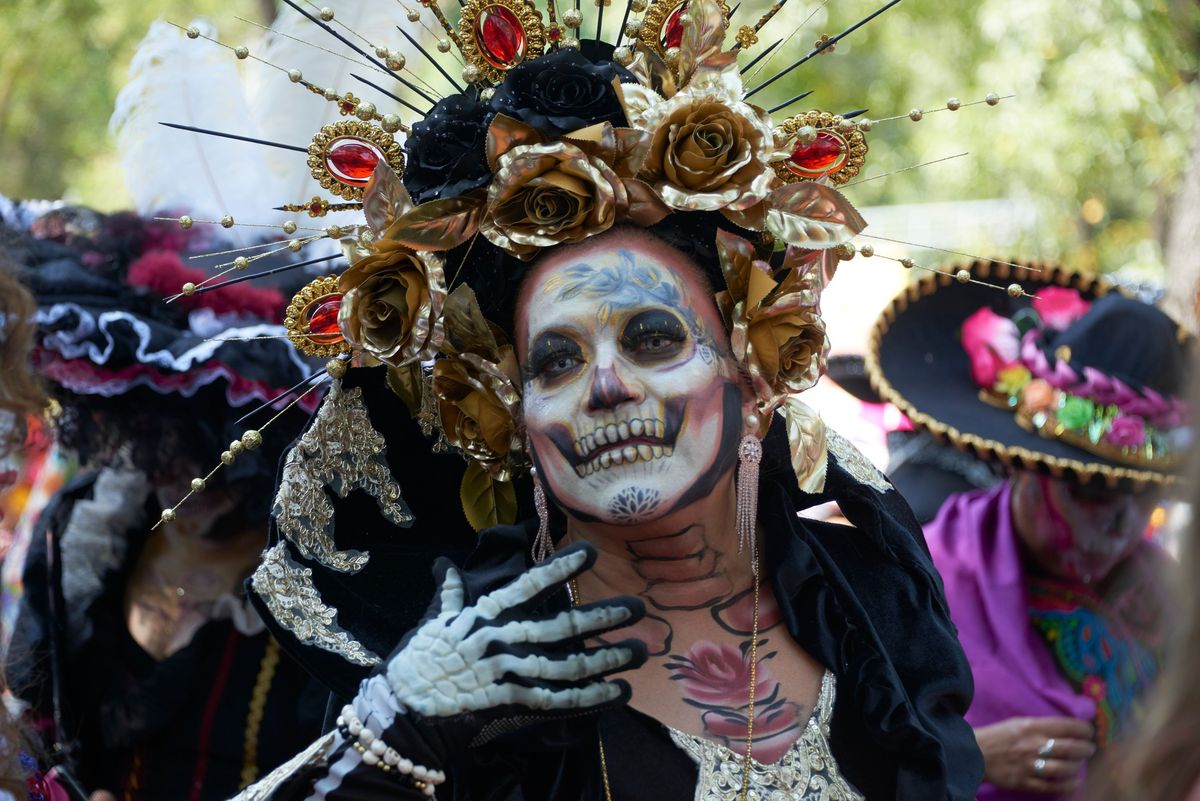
736 413 763 575
530 466 554 564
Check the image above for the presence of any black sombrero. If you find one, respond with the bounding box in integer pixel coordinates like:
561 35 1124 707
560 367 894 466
865 260 1191 490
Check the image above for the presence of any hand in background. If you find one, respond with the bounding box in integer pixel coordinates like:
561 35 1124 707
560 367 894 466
976 716 1096 795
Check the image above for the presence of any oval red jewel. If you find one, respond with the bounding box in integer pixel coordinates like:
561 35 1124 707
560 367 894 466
475 5 526 69
786 131 847 177
661 1 688 50
325 138 382 185
307 295 345 345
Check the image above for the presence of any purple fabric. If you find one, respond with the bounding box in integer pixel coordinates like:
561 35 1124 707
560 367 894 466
925 483 1094 801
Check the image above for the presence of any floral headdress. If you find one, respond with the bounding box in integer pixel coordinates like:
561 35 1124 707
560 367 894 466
867 261 1191 490
962 287 1188 471
152 0 1013 530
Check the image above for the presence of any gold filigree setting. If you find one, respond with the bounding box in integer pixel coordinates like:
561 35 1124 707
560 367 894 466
771 111 868 186
308 120 405 201
284 276 352 358
458 0 547 84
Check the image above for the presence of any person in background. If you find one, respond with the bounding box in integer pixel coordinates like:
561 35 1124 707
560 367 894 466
868 261 1188 799
1087 381 1200 801
2 209 326 801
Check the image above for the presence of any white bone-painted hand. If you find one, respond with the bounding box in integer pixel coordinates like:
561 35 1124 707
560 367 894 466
385 544 645 718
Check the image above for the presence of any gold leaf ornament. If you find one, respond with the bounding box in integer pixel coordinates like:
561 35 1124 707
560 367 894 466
379 192 486 252
780 397 828 494
764 182 868 249
676 0 737 85
459 460 519 532
362 162 415 234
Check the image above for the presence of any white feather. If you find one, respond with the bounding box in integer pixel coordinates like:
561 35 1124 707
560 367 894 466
110 20 291 237
111 5 443 242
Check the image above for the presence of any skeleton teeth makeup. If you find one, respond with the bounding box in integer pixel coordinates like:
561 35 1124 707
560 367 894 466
518 232 746 526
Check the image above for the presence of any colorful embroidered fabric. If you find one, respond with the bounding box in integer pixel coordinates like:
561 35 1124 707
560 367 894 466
1026 579 1162 745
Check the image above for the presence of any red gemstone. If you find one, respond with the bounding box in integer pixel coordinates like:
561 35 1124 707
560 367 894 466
475 5 526 69
786 131 847 177
661 1 688 49
548 25 562 41
309 201 325 216
307 295 345 345
325 138 382 185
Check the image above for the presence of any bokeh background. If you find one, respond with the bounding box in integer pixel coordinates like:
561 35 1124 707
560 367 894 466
3 0 1197 304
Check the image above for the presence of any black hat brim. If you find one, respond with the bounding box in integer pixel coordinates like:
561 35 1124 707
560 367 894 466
865 260 1177 491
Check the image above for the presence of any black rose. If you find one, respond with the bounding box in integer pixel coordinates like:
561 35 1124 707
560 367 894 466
403 94 493 204
488 49 633 137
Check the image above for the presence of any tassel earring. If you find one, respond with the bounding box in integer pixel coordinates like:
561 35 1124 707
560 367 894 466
736 413 763 575
531 466 554 564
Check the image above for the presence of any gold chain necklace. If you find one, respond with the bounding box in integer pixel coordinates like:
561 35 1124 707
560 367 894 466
569 566 762 801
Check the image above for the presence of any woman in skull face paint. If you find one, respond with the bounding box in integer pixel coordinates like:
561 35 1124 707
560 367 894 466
245 219 983 801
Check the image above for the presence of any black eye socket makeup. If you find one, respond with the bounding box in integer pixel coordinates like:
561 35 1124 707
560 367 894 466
620 309 689 361
528 332 585 381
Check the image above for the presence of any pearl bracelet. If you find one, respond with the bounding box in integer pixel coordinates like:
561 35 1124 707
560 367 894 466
337 704 446 796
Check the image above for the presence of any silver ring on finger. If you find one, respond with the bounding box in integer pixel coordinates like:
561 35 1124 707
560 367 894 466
1033 758 1047 776
1037 738 1056 757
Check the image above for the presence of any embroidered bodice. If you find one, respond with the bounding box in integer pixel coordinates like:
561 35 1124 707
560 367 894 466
667 670 863 801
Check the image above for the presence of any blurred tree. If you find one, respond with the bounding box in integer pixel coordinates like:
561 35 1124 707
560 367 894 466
0 0 263 207
1 0 1196 281
744 0 1198 275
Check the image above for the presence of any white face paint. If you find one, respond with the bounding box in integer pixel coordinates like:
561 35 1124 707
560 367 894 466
517 234 744 525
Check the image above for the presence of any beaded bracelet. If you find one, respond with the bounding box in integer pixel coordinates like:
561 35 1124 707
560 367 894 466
337 704 446 797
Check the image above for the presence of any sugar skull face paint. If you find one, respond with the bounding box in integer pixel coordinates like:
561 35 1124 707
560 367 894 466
1011 473 1159 583
517 232 745 525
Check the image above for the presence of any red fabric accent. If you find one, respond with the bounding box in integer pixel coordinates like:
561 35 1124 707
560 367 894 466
188 628 241 801
127 250 286 321
31 347 322 413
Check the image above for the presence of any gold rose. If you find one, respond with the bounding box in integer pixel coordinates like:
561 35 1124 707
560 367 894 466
337 242 447 367
715 229 829 411
479 116 667 258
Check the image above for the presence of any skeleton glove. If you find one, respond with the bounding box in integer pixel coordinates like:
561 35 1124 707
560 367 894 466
382 543 646 753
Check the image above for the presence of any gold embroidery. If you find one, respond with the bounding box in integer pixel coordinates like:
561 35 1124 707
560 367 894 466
250 543 382 667
273 381 413 573
227 731 338 801
240 638 281 789
826 429 892 494
780 398 828 494
669 671 863 801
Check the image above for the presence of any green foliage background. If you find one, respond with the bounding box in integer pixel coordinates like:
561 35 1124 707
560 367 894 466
2 0 1196 275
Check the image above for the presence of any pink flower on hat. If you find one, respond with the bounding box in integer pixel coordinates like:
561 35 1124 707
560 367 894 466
1032 287 1091 331
1106 415 1147 449
961 307 1021 388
